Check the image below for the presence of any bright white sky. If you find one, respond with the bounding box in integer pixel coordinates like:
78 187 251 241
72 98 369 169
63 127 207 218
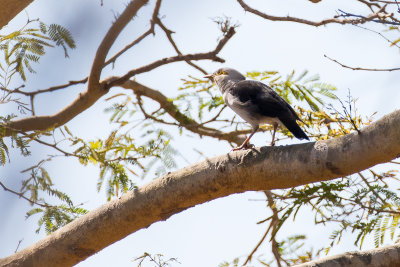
1 0 400 266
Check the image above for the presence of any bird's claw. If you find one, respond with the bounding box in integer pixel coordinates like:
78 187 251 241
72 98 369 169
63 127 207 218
245 143 255 149
232 143 254 151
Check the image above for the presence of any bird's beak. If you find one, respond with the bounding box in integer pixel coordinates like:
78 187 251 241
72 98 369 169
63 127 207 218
204 74 213 79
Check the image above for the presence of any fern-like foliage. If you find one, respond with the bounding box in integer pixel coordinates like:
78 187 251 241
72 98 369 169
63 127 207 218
133 252 180 267
17 165 88 234
46 23 76 57
270 169 400 255
64 124 176 201
27 205 88 234
0 115 31 166
0 20 75 84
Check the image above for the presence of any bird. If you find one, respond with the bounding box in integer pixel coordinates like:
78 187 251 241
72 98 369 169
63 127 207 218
204 67 309 150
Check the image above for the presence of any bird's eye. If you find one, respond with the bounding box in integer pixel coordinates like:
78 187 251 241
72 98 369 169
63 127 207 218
217 70 227 75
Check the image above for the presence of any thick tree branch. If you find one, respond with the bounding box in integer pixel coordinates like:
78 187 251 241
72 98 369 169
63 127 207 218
0 0 33 30
103 0 163 68
1 110 400 266
294 243 400 267
87 0 149 92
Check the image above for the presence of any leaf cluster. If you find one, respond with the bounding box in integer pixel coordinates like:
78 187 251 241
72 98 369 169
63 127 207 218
0 20 75 85
65 124 176 201
0 115 31 165
21 165 87 234
133 252 180 267
266 169 400 258
220 235 322 267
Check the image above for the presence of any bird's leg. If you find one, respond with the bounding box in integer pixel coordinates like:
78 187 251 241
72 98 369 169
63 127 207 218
270 123 278 146
233 126 258 151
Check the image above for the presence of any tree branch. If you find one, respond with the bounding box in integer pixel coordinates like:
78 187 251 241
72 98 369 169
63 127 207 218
237 0 396 27
87 0 150 92
266 191 285 267
293 243 400 267
105 26 235 89
118 79 247 145
0 181 49 208
2 85 108 136
155 17 208 74
2 78 89 97
243 191 280 266
0 0 33 30
324 54 400 71
2 109 400 266
103 28 153 68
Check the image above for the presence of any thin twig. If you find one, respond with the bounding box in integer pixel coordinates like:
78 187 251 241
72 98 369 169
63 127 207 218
136 95 179 126
200 105 227 125
325 54 400 71
2 125 75 157
243 191 284 266
337 7 400 26
237 0 395 26
353 24 400 48
14 239 23 253
104 29 153 68
0 181 49 208
106 27 235 89
103 0 162 68
8 78 88 97
371 0 400 4
155 17 208 74
243 222 273 265
358 172 389 206
266 191 284 267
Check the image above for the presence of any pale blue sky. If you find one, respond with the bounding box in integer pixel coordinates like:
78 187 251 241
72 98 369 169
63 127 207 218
1 0 399 266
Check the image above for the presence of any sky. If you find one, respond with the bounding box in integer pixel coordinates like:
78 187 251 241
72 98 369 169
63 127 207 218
1 0 400 266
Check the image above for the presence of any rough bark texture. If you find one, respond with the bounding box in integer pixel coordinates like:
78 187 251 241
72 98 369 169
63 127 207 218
0 0 33 30
294 243 400 267
1 110 400 266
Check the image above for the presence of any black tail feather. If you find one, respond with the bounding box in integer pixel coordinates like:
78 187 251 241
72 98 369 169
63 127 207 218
280 116 309 140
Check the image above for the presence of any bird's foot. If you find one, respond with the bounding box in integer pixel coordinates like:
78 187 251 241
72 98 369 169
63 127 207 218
270 141 275 146
232 143 254 151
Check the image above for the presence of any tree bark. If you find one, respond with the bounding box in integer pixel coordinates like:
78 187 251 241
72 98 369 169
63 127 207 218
1 110 400 266
294 243 400 267
0 0 33 30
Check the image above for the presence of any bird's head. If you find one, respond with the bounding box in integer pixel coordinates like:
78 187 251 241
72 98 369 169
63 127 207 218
204 68 246 84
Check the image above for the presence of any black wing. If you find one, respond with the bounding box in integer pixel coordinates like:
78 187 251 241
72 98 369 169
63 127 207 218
230 80 298 119
230 80 309 140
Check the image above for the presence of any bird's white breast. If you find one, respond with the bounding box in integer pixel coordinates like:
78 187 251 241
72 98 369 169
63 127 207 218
223 91 281 127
